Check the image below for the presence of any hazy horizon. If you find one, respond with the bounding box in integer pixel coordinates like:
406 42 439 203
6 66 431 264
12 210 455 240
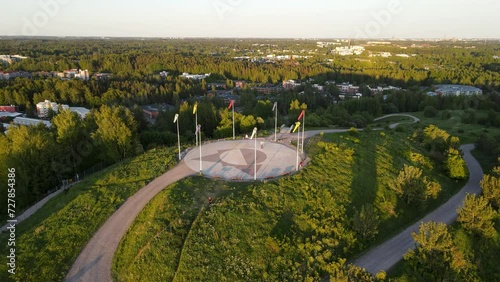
0 0 498 39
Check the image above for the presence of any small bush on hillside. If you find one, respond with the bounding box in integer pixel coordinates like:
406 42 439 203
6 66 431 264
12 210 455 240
424 106 438 118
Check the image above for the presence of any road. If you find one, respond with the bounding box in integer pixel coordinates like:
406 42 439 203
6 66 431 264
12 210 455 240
353 144 483 274
374 113 421 129
65 162 196 282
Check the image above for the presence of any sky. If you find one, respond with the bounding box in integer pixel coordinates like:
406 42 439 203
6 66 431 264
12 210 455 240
0 0 498 39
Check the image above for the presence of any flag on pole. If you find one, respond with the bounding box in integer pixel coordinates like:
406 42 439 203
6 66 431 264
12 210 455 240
297 110 305 121
293 122 301 133
272 102 277 112
195 124 201 135
193 102 198 115
228 100 235 109
173 114 179 123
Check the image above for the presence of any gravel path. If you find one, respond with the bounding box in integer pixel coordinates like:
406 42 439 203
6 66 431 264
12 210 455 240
65 162 195 282
353 144 483 274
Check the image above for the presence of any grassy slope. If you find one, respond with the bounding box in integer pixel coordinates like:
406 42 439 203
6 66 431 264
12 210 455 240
0 147 178 282
113 129 464 281
408 111 500 144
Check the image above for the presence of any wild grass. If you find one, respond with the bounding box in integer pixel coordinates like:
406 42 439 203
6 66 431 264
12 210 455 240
0 147 178 282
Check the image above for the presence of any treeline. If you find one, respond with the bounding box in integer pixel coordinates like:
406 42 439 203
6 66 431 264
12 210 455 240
1 39 500 89
0 105 140 215
396 163 500 281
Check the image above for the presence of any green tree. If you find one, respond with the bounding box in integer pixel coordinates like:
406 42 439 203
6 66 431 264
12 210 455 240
92 105 138 162
481 172 500 209
404 222 469 281
423 106 438 118
352 204 380 241
445 147 468 180
390 165 441 206
239 115 256 134
457 194 497 238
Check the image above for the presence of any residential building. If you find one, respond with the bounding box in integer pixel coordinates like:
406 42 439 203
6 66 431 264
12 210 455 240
235 81 246 88
333 46 365 56
434 85 483 96
36 100 69 118
94 73 111 80
283 80 301 90
338 82 359 94
181 73 211 80
159 71 169 77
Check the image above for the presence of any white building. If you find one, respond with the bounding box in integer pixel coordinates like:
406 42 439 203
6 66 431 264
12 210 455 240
334 46 365 56
36 100 69 118
435 85 483 96
283 80 301 90
181 73 211 80
69 107 90 119
12 117 51 127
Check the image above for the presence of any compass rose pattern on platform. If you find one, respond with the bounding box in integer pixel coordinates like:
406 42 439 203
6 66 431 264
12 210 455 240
184 140 296 180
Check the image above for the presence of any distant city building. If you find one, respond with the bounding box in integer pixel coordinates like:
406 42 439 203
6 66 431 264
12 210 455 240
251 85 283 94
317 41 341 48
282 80 301 90
338 82 360 94
69 107 90 119
333 46 365 56
434 84 483 96
94 73 111 80
181 72 211 80
368 85 402 94
0 55 28 65
0 105 17 113
36 100 69 118
235 80 246 88
0 112 22 119
12 117 51 127
0 71 31 80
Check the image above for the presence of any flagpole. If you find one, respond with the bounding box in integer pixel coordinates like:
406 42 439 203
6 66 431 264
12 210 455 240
274 102 277 142
198 124 202 174
253 127 257 180
232 102 235 140
174 114 180 160
301 111 305 152
195 111 198 147
296 122 300 171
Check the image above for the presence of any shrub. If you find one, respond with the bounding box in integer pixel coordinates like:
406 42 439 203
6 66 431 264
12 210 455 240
441 110 452 120
424 106 438 118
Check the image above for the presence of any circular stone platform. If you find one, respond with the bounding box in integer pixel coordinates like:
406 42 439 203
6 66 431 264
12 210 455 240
184 139 298 180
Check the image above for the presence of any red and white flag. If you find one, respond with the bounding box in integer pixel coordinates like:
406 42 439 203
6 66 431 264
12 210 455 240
298 110 305 121
228 100 235 109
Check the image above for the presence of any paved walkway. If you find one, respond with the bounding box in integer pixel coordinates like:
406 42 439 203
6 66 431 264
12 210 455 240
353 144 483 274
65 162 196 282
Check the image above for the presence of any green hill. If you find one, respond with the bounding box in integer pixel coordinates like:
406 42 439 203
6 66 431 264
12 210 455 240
113 129 464 281
0 147 178 282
